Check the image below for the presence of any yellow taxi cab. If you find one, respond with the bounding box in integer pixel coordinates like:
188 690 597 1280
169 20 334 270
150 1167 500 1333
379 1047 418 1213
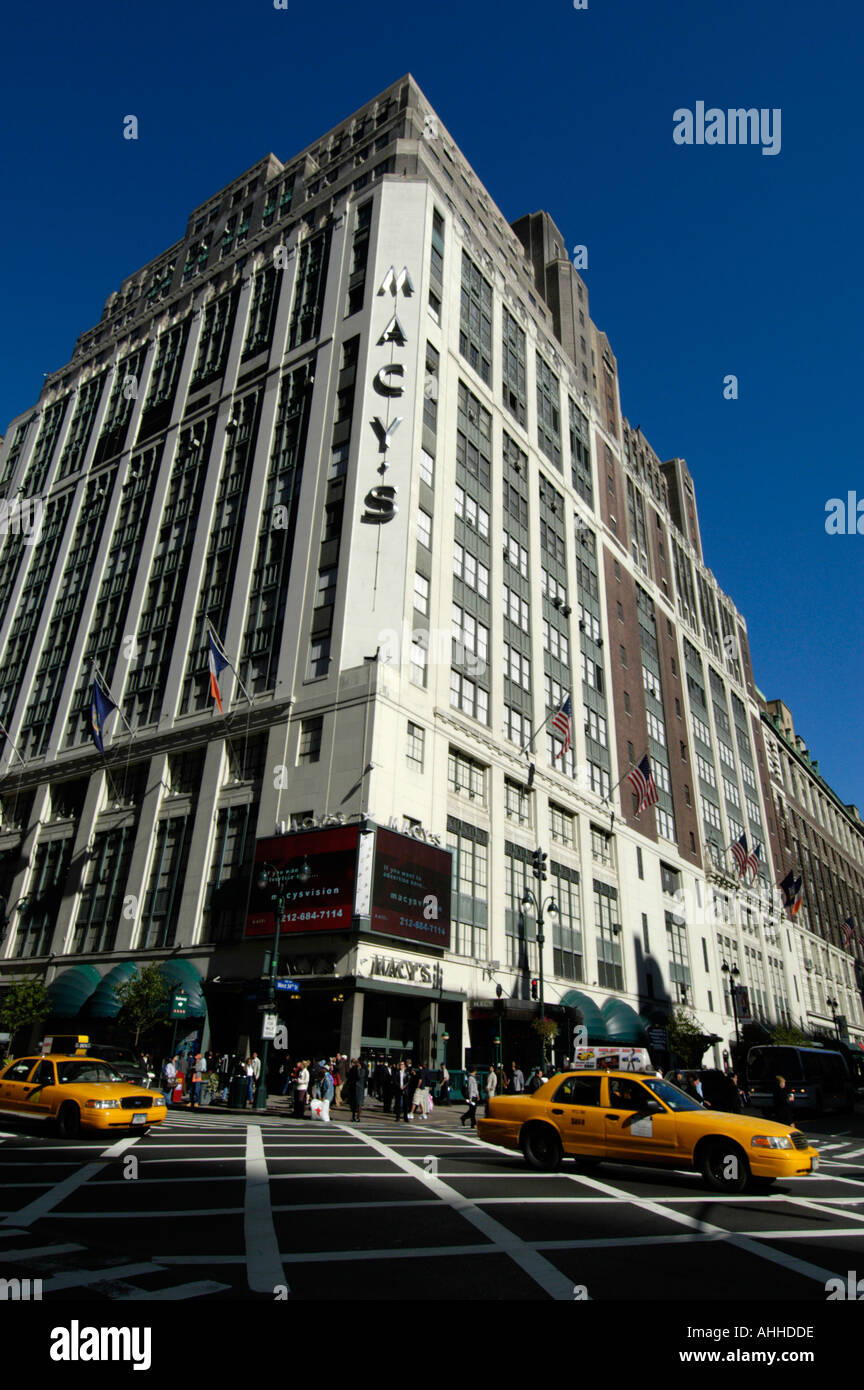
476 1070 820 1193
0 1052 167 1137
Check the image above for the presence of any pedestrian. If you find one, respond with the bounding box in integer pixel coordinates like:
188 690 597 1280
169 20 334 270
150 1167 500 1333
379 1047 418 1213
438 1062 451 1105
412 1069 429 1120
243 1056 255 1107
188 1053 204 1109
319 1063 334 1122
484 1065 498 1114
461 1067 479 1127
772 1074 793 1125
393 1060 409 1121
347 1057 366 1121
732 1072 748 1108
161 1054 177 1105
381 1060 394 1112
218 1051 232 1102
508 1062 524 1093
404 1064 420 1122
293 1060 309 1118
525 1066 545 1094
279 1054 293 1096
250 1051 261 1101
333 1053 347 1109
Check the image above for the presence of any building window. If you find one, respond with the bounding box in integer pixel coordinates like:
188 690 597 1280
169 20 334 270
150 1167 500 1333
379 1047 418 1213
406 721 425 771
413 572 429 615
594 881 623 990
591 826 613 866
505 778 531 825
502 307 527 425
447 816 488 958
448 748 486 801
637 846 644 879
419 448 435 488
666 911 692 1003
536 353 562 471
417 508 432 549
308 637 330 678
449 671 488 724
552 861 583 981
410 639 427 688
297 716 323 764
550 802 574 846
459 250 492 384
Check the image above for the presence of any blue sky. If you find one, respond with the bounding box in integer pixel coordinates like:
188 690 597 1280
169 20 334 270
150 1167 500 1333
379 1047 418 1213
2 0 862 806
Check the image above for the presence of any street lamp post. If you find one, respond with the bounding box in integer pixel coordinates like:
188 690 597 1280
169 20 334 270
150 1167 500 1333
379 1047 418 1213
826 995 840 1040
722 959 742 1047
255 858 310 1111
523 848 557 1070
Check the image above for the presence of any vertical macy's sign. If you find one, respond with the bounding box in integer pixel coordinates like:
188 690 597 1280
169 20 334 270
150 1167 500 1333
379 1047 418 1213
361 266 414 525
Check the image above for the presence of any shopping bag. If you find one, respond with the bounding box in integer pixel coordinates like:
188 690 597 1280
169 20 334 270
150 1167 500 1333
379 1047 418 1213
427 1094 434 1115
310 1099 325 1121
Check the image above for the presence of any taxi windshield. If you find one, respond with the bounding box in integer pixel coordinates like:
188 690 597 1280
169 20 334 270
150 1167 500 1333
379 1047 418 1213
56 1060 124 1085
642 1078 705 1112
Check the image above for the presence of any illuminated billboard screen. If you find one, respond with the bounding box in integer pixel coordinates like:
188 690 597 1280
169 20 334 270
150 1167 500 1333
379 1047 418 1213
245 825 360 937
370 827 452 948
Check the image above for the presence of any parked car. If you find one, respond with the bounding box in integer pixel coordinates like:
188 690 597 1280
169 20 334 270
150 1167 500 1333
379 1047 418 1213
476 1069 819 1193
43 1035 153 1089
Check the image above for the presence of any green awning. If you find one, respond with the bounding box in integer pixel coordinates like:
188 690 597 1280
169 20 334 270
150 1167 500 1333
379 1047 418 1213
87 961 139 1019
157 959 206 1016
560 989 607 1042
600 997 649 1045
46 964 102 1018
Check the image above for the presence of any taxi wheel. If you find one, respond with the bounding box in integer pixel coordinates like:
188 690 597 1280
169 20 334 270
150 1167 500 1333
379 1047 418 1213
521 1124 563 1173
699 1139 749 1193
57 1103 81 1139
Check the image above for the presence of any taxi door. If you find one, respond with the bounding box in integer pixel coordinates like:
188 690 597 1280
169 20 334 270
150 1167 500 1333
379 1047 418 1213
0 1057 41 1114
602 1075 678 1161
546 1074 606 1155
19 1059 58 1120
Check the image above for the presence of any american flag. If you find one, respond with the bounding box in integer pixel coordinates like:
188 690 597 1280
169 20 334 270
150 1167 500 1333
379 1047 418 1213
731 832 749 878
779 869 803 917
627 754 658 814
746 841 762 882
551 695 573 759
842 916 855 948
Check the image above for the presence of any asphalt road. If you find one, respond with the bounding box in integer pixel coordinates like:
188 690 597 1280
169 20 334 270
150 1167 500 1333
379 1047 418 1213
1 1101 864 1308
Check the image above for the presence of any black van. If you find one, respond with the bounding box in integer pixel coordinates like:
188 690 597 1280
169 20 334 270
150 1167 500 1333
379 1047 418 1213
746 1046 855 1116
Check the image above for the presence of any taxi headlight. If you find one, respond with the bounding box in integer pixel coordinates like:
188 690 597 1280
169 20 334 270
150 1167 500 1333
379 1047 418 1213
84 1098 121 1109
152 1095 166 1106
751 1134 793 1149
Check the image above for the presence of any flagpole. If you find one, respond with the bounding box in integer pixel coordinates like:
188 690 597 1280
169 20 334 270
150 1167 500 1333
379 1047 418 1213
206 621 254 709
0 716 26 765
92 662 134 736
520 708 556 759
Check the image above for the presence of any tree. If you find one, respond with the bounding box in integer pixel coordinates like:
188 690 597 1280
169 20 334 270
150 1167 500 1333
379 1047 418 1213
770 1022 810 1046
114 965 172 1049
665 1005 708 1069
0 979 51 1058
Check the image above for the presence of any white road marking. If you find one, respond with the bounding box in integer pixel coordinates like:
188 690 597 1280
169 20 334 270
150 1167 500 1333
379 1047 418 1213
839 1147 864 1159
347 1123 576 1300
566 1169 846 1285
43 1262 165 1291
0 1242 85 1259
244 1124 288 1295
44 1208 245 1219
0 1133 143 1228
124 1280 232 1299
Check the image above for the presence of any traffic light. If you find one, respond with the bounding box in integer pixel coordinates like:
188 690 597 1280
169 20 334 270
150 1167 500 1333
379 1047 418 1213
531 847 548 882
530 977 539 1000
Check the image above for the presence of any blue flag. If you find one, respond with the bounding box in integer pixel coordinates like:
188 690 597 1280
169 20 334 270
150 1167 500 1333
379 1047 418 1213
89 679 117 756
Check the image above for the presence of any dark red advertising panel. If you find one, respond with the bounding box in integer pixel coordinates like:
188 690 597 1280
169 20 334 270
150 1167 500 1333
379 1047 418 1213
370 827 452 948
245 826 359 937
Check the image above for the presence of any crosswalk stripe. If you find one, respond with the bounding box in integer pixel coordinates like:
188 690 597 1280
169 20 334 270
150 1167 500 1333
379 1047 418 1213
124 1280 232 1299
840 1147 864 1159
43 1262 165 1291
0 1242 85 1259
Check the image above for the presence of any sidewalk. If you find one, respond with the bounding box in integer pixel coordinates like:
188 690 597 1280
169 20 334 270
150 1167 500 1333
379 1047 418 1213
169 1092 478 1128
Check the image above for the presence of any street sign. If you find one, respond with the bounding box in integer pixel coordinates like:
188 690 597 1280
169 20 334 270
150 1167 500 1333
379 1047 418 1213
261 1013 278 1039
257 1001 275 1012
275 979 300 992
648 1027 668 1049
170 989 189 1019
